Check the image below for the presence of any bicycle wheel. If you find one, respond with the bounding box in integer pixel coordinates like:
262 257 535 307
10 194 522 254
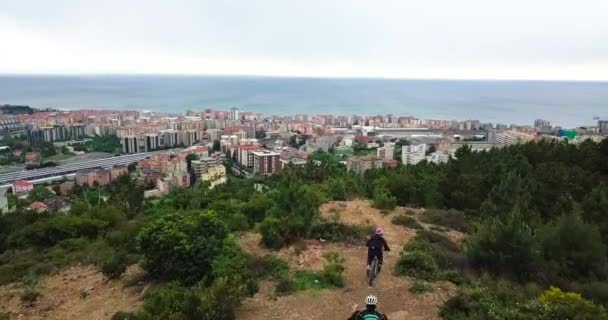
368 257 378 286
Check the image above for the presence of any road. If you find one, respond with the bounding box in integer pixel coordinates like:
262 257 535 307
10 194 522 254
0 149 182 185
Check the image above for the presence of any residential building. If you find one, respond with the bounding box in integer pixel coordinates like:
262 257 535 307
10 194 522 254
12 180 33 194
143 133 160 151
201 165 227 188
237 145 260 168
599 120 608 135
181 129 199 147
377 142 395 160
534 119 551 128
59 181 75 196
122 136 139 154
161 129 179 147
0 186 9 213
402 143 427 165
111 165 128 180
75 168 111 186
25 152 41 163
347 156 384 174
426 152 450 164
252 150 282 175
229 107 240 121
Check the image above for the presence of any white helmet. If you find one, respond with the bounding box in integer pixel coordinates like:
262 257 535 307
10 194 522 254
365 295 378 306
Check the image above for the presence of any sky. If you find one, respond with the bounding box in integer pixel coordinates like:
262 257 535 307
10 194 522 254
1 0 607 80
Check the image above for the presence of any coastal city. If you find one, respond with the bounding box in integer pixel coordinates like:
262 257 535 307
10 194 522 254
1 104 606 214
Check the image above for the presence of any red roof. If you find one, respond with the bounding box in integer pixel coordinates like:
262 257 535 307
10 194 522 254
29 201 48 210
238 145 259 150
13 180 33 187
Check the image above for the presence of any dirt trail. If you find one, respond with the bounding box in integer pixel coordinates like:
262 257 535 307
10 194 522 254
239 200 457 320
0 265 146 320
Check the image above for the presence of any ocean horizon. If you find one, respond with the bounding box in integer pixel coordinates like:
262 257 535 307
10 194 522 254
1 75 607 128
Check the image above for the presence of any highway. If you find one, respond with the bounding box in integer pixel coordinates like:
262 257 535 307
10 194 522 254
0 149 182 185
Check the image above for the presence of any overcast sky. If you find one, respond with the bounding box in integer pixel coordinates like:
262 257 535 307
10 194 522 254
1 0 607 80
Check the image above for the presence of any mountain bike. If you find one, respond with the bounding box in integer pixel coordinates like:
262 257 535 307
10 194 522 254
368 255 379 286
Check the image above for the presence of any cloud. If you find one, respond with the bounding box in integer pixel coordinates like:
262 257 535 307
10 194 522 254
1 0 607 80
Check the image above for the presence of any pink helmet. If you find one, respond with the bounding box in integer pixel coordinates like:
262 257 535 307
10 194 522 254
375 227 384 235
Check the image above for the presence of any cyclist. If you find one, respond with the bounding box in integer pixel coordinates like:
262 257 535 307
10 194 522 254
367 227 390 276
348 295 388 320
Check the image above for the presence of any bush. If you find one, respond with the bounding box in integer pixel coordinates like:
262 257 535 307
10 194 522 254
396 249 438 280
138 211 228 284
391 214 423 230
321 252 346 287
420 208 467 232
310 221 374 245
275 272 296 295
100 250 129 280
440 283 535 320
9 216 108 248
211 236 259 296
372 186 396 211
409 280 433 294
466 209 541 280
539 286 608 320
539 213 607 279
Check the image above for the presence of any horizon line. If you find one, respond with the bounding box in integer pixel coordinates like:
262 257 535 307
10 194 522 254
1 72 608 83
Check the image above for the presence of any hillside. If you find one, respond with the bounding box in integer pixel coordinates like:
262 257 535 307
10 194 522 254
239 200 458 320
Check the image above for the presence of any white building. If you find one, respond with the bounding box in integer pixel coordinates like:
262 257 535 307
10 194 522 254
402 143 427 165
230 107 240 121
426 152 450 164
377 142 395 160
0 186 9 213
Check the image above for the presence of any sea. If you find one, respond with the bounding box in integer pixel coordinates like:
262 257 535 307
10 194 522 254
0 75 607 128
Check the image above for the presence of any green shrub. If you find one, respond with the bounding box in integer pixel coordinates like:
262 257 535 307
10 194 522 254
248 254 289 280
211 236 259 296
409 280 433 294
322 252 346 287
391 214 423 230
440 283 536 320
274 272 296 295
138 210 228 284
539 213 607 279
372 187 396 211
0 312 10 320
310 221 373 245
421 208 467 232
8 216 108 248
396 249 438 280
539 286 608 320
466 209 541 280
258 216 288 249
100 250 129 280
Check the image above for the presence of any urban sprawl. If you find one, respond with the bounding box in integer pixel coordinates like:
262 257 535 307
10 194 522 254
1 105 607 213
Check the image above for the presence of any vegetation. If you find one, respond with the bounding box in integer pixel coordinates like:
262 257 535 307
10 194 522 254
409 280 434 294
73 135 122 154
391 214 423 230
1 139 608 318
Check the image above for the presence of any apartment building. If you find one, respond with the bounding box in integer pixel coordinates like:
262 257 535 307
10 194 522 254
347 156 384 174
402 143 427 165
252 150 281 175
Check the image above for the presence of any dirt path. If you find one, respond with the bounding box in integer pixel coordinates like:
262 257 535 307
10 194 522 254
238 200 456 320
0 265 146 320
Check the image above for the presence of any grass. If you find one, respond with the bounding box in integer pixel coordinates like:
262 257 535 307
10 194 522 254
409 280 434 294
392 214 423 230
